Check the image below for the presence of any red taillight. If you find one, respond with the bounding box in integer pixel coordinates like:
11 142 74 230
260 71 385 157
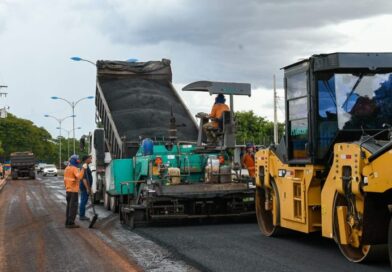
218 155 225 164
155 157 163 165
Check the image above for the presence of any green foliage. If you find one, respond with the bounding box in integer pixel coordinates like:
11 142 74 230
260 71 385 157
235 110 284 146
0 113 56 162
0 113 89 166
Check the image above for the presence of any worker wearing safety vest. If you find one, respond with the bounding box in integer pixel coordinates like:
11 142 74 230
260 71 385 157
64 155 86 228
242 143 255 178
203 94 230 143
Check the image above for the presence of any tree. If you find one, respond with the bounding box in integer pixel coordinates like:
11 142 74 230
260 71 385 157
235 110 284 146
0 113 57 163
0 113 90 167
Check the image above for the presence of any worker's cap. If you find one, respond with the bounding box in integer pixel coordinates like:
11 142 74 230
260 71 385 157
246 143 254 148
69 154 80 165
215 94 226 103
81 154 92 162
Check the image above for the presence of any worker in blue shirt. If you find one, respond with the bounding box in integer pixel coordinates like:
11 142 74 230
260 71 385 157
79 155 93 221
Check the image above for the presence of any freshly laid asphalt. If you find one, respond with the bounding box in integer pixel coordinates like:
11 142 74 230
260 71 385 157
135 220 391 272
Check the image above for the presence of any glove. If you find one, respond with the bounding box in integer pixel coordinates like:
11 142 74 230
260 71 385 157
82 163 88 169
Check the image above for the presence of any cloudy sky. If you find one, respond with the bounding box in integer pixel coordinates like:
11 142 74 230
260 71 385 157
0 0 391 139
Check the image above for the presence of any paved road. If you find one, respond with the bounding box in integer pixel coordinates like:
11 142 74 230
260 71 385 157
5 176 389 272
0 178 141 271
135 219 391 272
0 177 194 272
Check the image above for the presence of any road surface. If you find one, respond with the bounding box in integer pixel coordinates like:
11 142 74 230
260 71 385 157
1 176 390 272
136 223 390 272
0 177 194 272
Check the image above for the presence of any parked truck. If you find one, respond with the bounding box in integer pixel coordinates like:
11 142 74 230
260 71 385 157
91 59 255 226
255 53 392 266
10 152 36 179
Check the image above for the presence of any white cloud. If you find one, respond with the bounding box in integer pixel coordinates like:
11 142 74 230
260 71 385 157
0 0 390 140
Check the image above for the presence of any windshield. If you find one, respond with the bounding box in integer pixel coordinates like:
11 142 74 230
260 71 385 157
336 73 392 130
320 73 392 130
45 165 56 168
317 72 392 159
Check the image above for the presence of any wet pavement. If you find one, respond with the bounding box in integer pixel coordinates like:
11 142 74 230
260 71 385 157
0 177 194 272
1 176 390 272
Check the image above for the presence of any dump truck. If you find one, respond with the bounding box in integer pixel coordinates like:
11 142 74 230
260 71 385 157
92 58 255 226
92 58 198 209
255 53 392 265
10 152 36 179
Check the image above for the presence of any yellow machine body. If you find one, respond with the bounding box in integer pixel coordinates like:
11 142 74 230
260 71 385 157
257 143 392 231
255 53 392 264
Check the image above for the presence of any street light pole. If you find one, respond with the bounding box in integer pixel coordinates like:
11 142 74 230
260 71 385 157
45 114 74 169
51 96 94 154
61 127 82 159
70 57 97 66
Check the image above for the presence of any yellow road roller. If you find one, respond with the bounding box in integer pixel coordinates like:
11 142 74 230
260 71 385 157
255 52 392 265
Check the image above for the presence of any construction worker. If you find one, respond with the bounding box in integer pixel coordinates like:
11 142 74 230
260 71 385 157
79 155 93 221
64 155 86 228
242 143 255 178
203 94 230 143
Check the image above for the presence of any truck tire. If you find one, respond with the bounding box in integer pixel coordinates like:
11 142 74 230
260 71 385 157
103 186 110 211
12 172 18 180
110 196 119 213
93 193 101 205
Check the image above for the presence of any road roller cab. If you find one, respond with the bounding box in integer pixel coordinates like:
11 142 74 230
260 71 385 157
255 52 392 265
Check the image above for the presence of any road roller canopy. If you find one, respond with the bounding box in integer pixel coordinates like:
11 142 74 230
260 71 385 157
282 52 392 164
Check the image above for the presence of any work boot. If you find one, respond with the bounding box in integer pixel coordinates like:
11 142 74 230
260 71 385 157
79 216 90 221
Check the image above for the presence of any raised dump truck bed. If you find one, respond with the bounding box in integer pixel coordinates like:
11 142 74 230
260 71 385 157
95 59 198 159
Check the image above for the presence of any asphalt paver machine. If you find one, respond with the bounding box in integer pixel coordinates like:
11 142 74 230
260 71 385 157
120 80 256 227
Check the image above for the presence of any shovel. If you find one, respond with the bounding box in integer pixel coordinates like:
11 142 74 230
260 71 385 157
89 194 98 228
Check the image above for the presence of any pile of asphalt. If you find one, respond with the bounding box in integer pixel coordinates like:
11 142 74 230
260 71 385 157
100 78 198 141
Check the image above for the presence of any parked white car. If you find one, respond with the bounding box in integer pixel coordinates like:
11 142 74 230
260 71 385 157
36 163 47 173
42 164 58 176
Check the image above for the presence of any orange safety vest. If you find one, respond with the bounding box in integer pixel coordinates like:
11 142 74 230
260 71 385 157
64 165 84 192
210 103 230 128
242 153 255 177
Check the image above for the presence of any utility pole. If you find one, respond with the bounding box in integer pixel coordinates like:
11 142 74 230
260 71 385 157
0 85 8 97
273 75 278 144
0 85 8 118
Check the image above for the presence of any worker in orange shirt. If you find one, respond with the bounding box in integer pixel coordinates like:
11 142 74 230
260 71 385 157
64 155 86 228
203 94 230 143
242 143 255 178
